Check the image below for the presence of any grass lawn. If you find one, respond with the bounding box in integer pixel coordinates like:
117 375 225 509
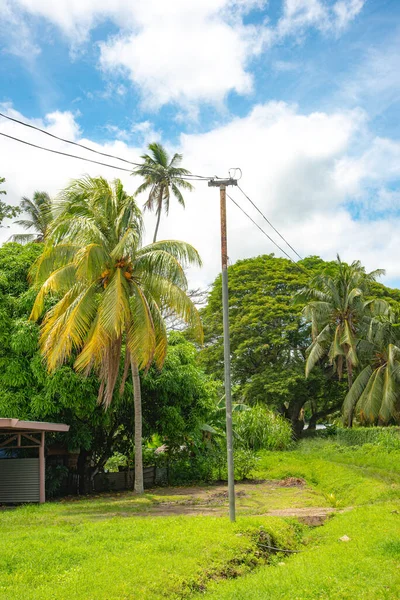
199 444 400 599
1 441 400 599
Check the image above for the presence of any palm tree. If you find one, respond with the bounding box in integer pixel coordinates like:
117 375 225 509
343 318 400 424
11 191 52 243
132 143 194 242
29 176 203 493
297 256 386 426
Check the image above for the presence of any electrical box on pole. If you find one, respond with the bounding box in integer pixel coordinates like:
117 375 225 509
208 177 237 522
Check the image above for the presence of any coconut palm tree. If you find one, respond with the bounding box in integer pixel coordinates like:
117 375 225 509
29 176 203 493
132 142 194 242
297 256 386 426
10 191 52 243
343 317 400 424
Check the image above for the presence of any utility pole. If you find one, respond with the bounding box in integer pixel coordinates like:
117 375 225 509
208 177 237 522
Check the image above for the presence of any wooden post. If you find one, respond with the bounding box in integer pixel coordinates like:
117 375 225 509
39 431 45 504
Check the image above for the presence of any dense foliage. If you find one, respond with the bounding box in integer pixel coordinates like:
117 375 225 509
29 176 202 493
0 242 214 491
200 254 346 433
201 253 400 431
234 405 292 451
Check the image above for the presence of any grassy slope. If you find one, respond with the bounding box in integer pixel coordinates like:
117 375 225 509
1 442 400 599
199 445 400 600
0 494 297 600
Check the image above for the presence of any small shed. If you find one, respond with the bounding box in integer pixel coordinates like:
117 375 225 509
0 418 69 504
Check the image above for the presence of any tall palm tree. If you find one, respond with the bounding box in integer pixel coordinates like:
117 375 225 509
11 191 52 243
132 142 194 242
297 256 386 426
343 318 400 424
29 176 203 493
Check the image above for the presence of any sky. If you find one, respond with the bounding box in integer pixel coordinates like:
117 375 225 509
0 0 399 288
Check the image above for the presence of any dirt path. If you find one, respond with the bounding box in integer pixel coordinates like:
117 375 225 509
130 478 335 525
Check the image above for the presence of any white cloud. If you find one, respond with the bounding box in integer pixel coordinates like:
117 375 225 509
278 0 365 36
333 0 365 30
5 0 365 109
335 137 400 197
0 0 40 58
1 100 398 287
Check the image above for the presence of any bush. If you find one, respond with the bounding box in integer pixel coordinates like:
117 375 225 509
158 448 218 485
234 449 259 480
162 446 260 484
336 426 400 447
234 405 293 451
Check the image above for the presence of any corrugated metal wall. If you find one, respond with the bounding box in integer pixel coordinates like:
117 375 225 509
0 458 40 503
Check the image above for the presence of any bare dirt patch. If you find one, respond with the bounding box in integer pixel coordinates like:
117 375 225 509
129 479 332 522
278 477 306 488
267 506 335 526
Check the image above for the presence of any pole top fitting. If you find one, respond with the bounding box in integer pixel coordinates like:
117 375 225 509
208 178 238 187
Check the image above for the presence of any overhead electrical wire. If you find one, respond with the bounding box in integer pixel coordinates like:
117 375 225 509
0 115 305 265
0 111 140 167
0 130 219 181
226 192 296 262
0 112 218 180
237 184 303 260
0 132 134 172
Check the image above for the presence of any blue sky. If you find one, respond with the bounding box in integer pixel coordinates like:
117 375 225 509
1 0 400 287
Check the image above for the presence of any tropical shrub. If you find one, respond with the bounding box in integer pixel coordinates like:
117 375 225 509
234 405 293 451
233 449 259 480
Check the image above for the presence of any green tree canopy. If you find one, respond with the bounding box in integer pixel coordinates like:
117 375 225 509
29 176 202 493
200 254 345 433
0 242 214 492
200 254 398 432
343 317 400 424
298 256 389 425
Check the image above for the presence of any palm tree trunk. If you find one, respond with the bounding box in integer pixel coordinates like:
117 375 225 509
131 358 144 494
347 360 354 428
153 208 162 243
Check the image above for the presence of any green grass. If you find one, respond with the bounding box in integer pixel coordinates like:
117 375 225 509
197 443 400 599
197 503 400 599
1 441 400 599
0 494 297 600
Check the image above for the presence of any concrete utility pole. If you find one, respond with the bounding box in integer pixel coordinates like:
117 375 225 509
208 177 237 522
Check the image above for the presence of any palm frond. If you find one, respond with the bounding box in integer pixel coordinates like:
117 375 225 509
40 283 98 372
30 263 76 320
99 269 131 338
138 240 202 269
343 365 373 420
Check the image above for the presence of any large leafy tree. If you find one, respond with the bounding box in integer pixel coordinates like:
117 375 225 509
29 176 202 493
0 243 214 494
11 191 52 243
343 317 400 424
132 143 194 242
0 177 21 227
200 254 345 435
298 256 387 426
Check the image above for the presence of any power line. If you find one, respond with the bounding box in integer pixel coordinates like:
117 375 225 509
237 184 303 260
0 132 134 172
0 112 217 181
0 131 218 181
226 192 296 262
0 111 140 167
